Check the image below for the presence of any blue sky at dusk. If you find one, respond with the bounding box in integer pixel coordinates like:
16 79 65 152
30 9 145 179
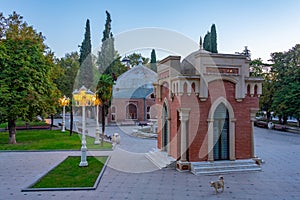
1 0 300 62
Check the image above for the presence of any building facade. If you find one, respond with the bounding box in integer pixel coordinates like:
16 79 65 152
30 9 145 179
108 60 158 125
155 47 263 171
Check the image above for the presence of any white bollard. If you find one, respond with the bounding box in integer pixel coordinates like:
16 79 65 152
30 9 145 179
112 133 120 144
268 122 274 129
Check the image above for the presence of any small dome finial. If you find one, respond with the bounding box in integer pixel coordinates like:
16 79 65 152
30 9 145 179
138 55 143 65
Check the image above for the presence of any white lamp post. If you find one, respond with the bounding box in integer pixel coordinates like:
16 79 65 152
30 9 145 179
59 96 70 132
93 95 102 144
73 86 94 167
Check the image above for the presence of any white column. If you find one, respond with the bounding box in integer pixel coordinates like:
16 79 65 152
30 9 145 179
79 105 88 167
179 108 190 162
94 105 101 144
61 106 66 132
229 119 236 160
207 119 214 161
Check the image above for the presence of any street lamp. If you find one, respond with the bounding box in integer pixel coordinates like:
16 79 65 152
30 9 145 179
73 86 94 167
58 96 70 132
92 95 102 144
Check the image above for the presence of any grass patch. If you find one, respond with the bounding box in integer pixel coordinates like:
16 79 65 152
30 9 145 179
31 156 107 188
0 130 112 151
0 120 48 128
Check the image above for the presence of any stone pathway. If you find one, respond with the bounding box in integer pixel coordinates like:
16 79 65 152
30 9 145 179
0 126 300 199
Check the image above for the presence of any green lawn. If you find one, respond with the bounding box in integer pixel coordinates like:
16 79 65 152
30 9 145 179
0 130 112 150
31 156 107 188
0 120 48 128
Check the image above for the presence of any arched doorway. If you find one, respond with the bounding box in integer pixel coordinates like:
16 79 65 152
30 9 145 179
126 103 137 119
213 103 229 160
162 103 169 152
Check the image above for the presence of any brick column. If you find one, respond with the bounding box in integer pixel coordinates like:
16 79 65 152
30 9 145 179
250 108 259 157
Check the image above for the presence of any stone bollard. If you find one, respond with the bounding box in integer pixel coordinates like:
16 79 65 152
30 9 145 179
268 122 274 129
112 133 120 144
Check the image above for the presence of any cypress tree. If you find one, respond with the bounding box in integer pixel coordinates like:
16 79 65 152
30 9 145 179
210 24 218 53
150 49 157 72
97 11 127 78
78 19 94 89
97 11 115 74
203 31 211 52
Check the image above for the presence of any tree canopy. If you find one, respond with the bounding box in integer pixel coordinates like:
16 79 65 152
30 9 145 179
78 19 95 89
97 11 127 79
0 12 60 143
253 44 300 126
270 44 300 124
150 49 157 72
127 53 149 66
203 24 218 53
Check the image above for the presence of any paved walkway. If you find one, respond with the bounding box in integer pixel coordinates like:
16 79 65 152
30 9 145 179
0 126 300 200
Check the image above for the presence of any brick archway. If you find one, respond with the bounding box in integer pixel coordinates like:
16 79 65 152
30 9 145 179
207 97 236 161
161 98 170 153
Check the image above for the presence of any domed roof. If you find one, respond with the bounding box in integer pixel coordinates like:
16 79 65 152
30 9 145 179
113 62 157 98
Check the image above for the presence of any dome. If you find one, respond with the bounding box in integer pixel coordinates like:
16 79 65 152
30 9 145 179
113 62 157 98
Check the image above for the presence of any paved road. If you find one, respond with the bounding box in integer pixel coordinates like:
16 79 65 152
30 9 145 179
0 126 300 200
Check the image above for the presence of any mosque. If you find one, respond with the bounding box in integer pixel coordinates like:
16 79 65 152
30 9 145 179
108 59 157 125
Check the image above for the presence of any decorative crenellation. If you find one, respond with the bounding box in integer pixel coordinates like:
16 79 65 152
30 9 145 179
245 82 262 97
171 78 200 97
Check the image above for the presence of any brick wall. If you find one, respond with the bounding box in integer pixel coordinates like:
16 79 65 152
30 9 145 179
157 79 260 162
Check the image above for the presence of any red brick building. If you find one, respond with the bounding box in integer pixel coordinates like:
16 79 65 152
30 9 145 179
154 47 263 172
108 60 157 125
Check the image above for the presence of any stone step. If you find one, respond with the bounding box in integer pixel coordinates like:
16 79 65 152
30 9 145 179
145 150 176 169
191 160 256 168
191 159 262 175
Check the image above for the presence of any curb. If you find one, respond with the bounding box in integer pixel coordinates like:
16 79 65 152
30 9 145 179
21 155 111 192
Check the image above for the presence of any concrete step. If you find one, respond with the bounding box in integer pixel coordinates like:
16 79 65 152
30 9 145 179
145 150 176 169
191 159 261 175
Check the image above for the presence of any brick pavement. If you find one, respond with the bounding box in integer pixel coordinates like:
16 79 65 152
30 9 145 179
0 126 299 200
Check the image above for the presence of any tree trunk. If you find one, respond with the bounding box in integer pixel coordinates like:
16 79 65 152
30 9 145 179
70 104 73 136
50 114 54 130
266 111 271 122
101 104 105 147
8 119 17 144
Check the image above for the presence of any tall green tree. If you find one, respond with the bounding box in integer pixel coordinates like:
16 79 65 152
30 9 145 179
55 52 80 97
270 44 300 125
127 53 149 66
98 11 114 73
97 11 127 79
210 24 218 53
150 49 157 72
55 52 80 135
203 24 218 53
203 31 211 52
0 12 60 143
96 74 114 146
250 58 273 121
78 19 94 89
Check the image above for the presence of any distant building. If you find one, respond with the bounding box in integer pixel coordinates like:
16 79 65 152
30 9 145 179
154 45 263 173
108 59 157 125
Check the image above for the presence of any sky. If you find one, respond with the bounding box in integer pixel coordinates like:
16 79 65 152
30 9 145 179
1 0 300 63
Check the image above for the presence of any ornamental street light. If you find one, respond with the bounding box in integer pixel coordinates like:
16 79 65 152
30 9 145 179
73 86 94 167
58 96 70 132
92 94 102 145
